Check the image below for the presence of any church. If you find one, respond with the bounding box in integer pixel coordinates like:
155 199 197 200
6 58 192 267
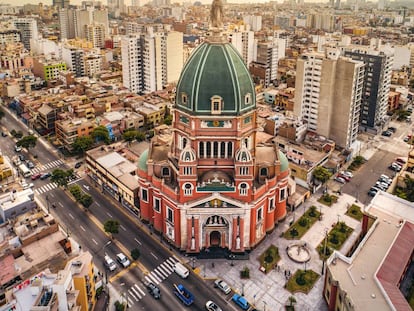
137 2 290 255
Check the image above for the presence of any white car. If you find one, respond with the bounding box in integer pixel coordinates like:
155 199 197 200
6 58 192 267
340 171 353 178
104 255 117 271
116 252 131 268
205 300 222 311
334 176 346 184
214 279 231 295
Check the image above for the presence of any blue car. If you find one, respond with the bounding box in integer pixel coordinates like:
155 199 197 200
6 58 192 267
232 293 250 310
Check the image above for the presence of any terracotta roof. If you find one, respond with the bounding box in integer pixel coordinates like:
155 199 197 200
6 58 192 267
376 222 414 311
0 255 17 286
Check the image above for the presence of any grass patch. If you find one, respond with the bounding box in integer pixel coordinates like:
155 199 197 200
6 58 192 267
317 222 354 260
258 244 280 273
318 193 338 207
285 269 319 294
346 204 364 221
283 206 321 240
347 155 367 171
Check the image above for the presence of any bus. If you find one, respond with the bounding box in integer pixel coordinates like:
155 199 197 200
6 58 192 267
18 164 32 178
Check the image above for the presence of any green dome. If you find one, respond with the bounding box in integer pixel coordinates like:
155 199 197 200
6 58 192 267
279 150 289 172
176 38 256 116
138 149 149 171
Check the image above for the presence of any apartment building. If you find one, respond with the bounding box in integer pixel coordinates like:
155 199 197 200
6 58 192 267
32 57 67 82
342 45 394 133
294 49 365 149
84 23 106 48
84 53 103 77
61 44 85 78
228 28 255 66
0 29 20 46
55 118 95 151
13 18 38 51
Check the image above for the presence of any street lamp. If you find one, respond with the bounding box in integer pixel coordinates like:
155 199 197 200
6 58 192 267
321 228 328 275
230 254 235 266
191 257 196 270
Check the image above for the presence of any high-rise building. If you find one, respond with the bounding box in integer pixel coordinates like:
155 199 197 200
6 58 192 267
84 23 106 48
121 30 183 94
59 8 76 40
243 15 262 31
342 46 393 132
13 18 38 51
61 45 85 77
228 29 255 66
53 0 69 9
0 29 21 46
294 49 365 149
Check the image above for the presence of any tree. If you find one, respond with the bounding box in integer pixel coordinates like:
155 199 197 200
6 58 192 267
164 114 173 126
288 295 297 307
312 166 332 183
72 136 93 156
104 219 120 238
123 129 139 143
80 193 93 209
16 135 37 151
51 168 72 188
69 184 82 201
136 131 145 142
92 126 110 144
131 248 140 260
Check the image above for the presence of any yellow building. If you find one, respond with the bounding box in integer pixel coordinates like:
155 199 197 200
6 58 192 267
66 251 96 311
0 153 13 181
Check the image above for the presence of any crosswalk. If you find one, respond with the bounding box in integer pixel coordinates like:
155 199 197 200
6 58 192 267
125 256 180 306
31 160 65 174
34 182 58 195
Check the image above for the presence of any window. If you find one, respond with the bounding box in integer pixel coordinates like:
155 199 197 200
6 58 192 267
260 167 268 177
239 167 248 175
153 197 161 213
183 183 193 196
257 207 263 222
184 167 192 175
166 223 175 240
181 93 188 106
239 183 248 196
245 93 251 105
141 188 148 202
211 95 223 114
268 198 275 212
166 207 174 223
162 167 170 177
199 142 204 157
279 188 286 201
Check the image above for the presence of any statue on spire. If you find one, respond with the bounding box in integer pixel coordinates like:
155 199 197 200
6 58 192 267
210 0 224 28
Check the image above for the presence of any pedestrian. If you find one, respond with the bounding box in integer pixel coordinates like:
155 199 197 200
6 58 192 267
212 262 215 268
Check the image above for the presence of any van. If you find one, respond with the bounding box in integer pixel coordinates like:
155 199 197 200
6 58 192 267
174 262 189 279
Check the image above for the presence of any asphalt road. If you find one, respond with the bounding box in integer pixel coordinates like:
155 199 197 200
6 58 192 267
1 108 236 311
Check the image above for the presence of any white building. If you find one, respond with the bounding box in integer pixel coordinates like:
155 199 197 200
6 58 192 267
294 49 365 149
61 44 85 78
13 18 38 51
228 28 255 66
243 15 262 31
84 53 103 77
84 23 106 48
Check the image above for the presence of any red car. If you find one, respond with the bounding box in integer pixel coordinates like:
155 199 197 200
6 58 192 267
337 174 350 182
31 173 41 180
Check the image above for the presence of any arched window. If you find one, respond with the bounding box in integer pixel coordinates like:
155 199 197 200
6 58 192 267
211 95 223 114
182 137 188 149
183 183 193 196
181 93 188 106
206 142 211 158
245 93 251 105
199 142 204 158
213 142 219 157
220 142 226 158
227 142 233 157
260 167 268 177
239 183 248 196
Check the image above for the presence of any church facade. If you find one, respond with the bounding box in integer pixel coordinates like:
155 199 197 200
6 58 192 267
137 31 290 254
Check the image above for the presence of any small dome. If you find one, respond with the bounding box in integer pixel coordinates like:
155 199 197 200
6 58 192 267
138 149 149 171
279 150 289 172
175 37 255 116
180 146 196 162
235 147 252 162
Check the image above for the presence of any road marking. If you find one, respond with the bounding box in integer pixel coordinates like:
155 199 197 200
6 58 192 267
154 268 166 279
95 202 101 207
166 257 178 266
127 297 134 306
130 286 142 299
49 193 54 198
150 252 158 260
92 238 98 245
149 271 162 284
80 225 86 232
106 212 112 218
127 289 138 301
68 213 74 219
159 263 172 274
134 238 141 245
134 284 145 297
120 225 126 231
58 202 63 208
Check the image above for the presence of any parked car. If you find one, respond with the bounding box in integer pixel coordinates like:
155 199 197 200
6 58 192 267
214 279 231 295
116 252 131 268
206 300 222 311
18 154 25 161
395 157 407 165
375 181 389 190
40 172 51 180
232 293 250 310
368 188 378 197
14 145 22 152
26 161 35 169
337 174 351 182
1 132 7 137
389 162 402 172
74 161 83 169
404 136 411 143
146 281 161 299
387 126 397 133
31 173 42 180
334 176 346 184
381 130 392 137
104 255 117 271
340 171 353 178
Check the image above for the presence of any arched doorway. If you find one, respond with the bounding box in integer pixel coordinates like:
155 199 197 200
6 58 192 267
210 231 221 246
